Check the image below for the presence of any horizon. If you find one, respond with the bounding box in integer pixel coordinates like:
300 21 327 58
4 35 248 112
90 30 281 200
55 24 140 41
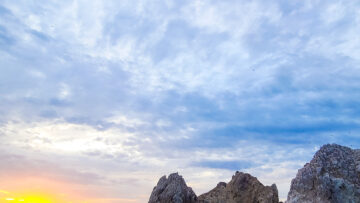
1 0 360 202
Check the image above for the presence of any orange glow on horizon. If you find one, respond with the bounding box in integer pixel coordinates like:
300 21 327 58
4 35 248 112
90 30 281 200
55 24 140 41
0 191 64 203
0 191 139 203
0 177 80 203
0 176 139 203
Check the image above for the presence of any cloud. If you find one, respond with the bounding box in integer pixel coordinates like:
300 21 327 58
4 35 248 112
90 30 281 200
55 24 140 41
1 0 360 202
191 160 255 171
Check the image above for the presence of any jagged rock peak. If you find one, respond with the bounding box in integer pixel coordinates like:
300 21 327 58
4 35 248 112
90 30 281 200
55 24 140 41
287 144 360 203
148 172 197 203
198 171 279 203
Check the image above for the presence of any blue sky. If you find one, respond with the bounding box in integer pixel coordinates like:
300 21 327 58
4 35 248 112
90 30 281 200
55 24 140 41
1 0 360 202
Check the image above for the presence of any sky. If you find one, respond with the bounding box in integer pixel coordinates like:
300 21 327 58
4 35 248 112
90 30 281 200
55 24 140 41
1 0 360 202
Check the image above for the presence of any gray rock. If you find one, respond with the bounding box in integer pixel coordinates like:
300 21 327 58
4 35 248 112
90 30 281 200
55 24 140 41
149 171 279 203
287 144 360 203
149 172 197 203
198 171 279 203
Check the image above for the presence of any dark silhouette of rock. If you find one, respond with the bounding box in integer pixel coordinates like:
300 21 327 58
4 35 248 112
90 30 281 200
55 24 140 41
198 171 279 203
287 144 360 203
149 172 197 203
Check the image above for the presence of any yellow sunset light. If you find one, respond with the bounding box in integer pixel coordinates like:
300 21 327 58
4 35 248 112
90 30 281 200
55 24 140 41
1 192 62 203
0 177 86 203
22 195 51 203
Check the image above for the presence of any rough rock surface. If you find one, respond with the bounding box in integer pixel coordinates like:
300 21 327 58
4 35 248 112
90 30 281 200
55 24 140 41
149 172 197 203
287 144 360 203
198 171 279 203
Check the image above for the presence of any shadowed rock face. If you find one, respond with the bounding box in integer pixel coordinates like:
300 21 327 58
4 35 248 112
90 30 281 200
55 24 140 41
148 172 197 203
198 171 279 203
287 144 360 203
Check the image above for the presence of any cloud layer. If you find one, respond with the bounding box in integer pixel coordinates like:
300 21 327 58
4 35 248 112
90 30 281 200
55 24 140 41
1 0 360 201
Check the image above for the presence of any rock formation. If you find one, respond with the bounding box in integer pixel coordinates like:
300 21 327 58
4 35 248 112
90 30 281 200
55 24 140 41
149 172 197 203
149 144 360 203
149 171 278 203
287 144 360 203
198 171 279 203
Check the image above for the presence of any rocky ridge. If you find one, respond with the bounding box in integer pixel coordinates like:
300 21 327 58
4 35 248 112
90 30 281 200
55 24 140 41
198 171 278 203
149 171 278 203
149 144 360 203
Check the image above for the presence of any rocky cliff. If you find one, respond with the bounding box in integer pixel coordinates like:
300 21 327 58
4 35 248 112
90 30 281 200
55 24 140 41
198 171 279 203
149 171 278 203
287 144 360 203
149 172 197 203
149 144 360 203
